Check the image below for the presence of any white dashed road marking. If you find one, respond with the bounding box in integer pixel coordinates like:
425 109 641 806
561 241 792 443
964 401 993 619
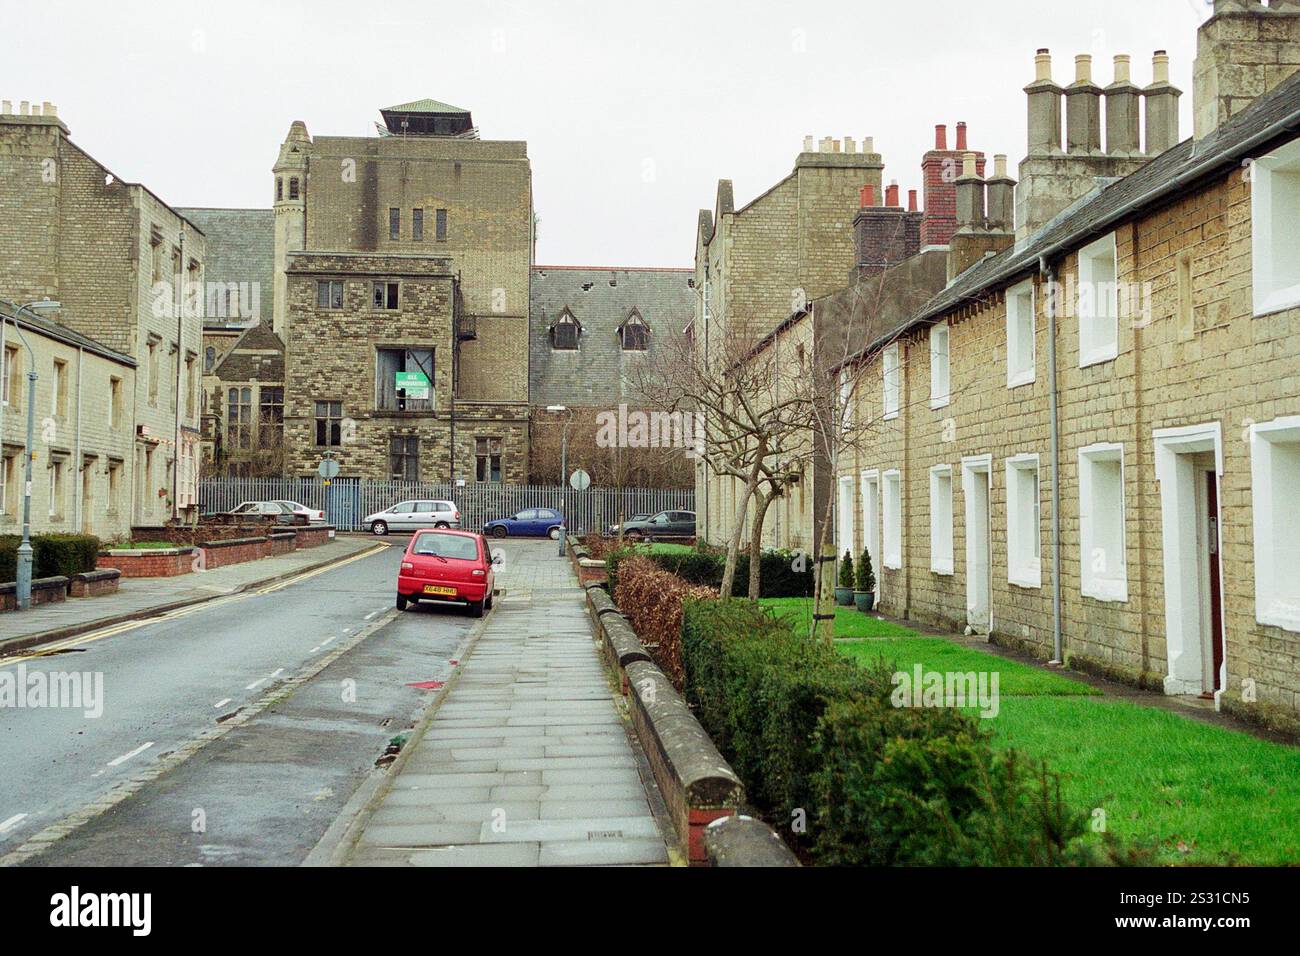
0 814 28 835
214 698 232 709
107 743 154 767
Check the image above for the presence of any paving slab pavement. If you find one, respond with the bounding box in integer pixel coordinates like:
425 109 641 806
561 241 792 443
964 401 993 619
336 540 673 867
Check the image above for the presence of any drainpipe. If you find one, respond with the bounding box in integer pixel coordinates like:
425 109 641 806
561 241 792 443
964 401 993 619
74 346 83 533
1039 255 1064 665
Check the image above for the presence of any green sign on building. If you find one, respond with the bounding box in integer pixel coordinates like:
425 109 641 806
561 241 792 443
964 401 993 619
395 371 430 399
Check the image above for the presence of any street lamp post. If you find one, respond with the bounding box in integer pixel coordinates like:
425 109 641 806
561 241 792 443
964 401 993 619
1 299 61 611
547 405 573 557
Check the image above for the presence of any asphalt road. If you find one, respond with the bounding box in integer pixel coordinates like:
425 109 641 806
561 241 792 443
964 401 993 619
0 541 481 866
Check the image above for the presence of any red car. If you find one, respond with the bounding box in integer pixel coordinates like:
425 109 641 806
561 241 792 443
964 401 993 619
396 529 499 617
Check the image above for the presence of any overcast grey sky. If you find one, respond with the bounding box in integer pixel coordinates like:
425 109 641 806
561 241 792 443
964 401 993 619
14 0 1211 267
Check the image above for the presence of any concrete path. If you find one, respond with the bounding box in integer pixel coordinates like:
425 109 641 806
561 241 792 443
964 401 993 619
340 540 671 866
0 535 380 653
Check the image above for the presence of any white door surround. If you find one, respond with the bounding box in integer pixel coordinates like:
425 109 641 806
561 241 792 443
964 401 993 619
860 470 880 573
1153 423 1226 701
962 455 993 634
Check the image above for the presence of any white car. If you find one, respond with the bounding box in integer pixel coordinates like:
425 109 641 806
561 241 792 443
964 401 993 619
276 500 327 524
365 499 461 535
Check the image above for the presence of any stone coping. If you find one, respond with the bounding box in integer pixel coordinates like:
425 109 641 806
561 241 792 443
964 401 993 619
0 576 70 595
103 546 196 557
703 814 800 867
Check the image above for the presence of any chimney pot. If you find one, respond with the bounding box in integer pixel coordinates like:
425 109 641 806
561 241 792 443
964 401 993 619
860 184 876 208
803 135 814 152
994 154 1008 178
1153 50 1170 85
1075 54 1093 85
19 100 29 115
935 124 948 150
1 100 10 114
908 189 918 212
961 152 978 178
1035 49 1053 82
1113 54 1131 84
956 122 968 151
844 136 857 154
862 136 874 154
886 182 900 207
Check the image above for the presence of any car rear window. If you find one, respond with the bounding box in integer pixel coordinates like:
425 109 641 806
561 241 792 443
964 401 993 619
411 533 479 561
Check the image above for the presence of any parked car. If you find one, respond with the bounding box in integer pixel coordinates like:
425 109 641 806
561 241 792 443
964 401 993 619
605 513 651 536
620 510 696 541
483 507 565 539
275 500 326 524
396 529 499 618
221 501 299 524
365 500 460 535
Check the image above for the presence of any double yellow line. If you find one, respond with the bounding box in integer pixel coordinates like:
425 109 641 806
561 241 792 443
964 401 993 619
0 544 386 669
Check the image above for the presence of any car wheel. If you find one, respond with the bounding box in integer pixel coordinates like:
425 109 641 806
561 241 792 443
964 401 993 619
435 521 450 529
485 591 494 610
396 593 408 611
468 599 484 619
548 526 561 540
491 526 508 538
372 520 388 536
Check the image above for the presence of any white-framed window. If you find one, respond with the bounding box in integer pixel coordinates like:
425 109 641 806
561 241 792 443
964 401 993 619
1077 233 1119 368
882 343 900 420
1251 137 1300 316
838 368 855 433
929 323 950 408
1250 416 1300 632
883 469 902 569
1078 442 1127 602
860 469 880 571
1005 453 1042 589
929 464 953 575
1006 278 1036 388
836 474 855 555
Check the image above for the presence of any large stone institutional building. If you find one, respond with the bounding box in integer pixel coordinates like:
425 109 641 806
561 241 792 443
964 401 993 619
700 3 1300 721
186 100 694 485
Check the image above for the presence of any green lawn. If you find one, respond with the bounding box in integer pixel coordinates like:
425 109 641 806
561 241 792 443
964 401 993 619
629 542 695 556
760 597 921 639
833 629 1300 865
114 540 180 550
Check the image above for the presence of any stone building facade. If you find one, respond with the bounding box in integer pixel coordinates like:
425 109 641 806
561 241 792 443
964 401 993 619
0 101 204 528
0 305 137 541
528 264 696 487
275 100 533 484
826 5 1300 721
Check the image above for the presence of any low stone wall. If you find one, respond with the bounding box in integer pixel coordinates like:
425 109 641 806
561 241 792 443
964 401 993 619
269 531 297 556
293 525 333 549
703 814 800 867
99 548 196 578
70 569 121 598
199 536 271 570
131 521 280 545
624 659 743 865
0 576 70 611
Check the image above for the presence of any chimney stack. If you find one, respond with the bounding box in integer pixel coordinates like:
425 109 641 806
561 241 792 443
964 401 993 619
1105 55 1142 156
1066 54 1103 154
955 153 985 231
1194 1 1300 140
1025 49 1063 156
1145 50 1182 154
1015 48 1160 239
920 120 986 247
985 154 1017 234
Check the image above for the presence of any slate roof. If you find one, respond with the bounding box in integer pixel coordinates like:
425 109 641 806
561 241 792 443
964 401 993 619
0 302 136 367
529 266 695 406
176 208 275 325
382 99 470 115
857 66 1300 360
211 321 284 382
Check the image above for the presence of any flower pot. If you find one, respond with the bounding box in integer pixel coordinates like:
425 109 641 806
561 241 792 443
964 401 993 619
853 590 875 613
834 586 854 606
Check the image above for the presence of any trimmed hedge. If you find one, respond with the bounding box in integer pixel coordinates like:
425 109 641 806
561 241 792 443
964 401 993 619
0 533 102 583
606 545 813 598
681 599 1134 866
612 555 715 689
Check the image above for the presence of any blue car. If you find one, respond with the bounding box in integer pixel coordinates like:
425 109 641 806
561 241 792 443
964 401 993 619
483 507 565 539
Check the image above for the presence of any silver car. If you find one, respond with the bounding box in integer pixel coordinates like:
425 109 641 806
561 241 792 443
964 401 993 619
365 500 460 535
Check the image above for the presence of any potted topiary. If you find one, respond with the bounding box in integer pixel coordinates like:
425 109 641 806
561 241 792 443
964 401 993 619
835 550 855 606
854 547 876 612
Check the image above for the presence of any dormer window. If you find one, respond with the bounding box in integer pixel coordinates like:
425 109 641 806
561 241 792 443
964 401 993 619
619 311 649 351
551 310 580 350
